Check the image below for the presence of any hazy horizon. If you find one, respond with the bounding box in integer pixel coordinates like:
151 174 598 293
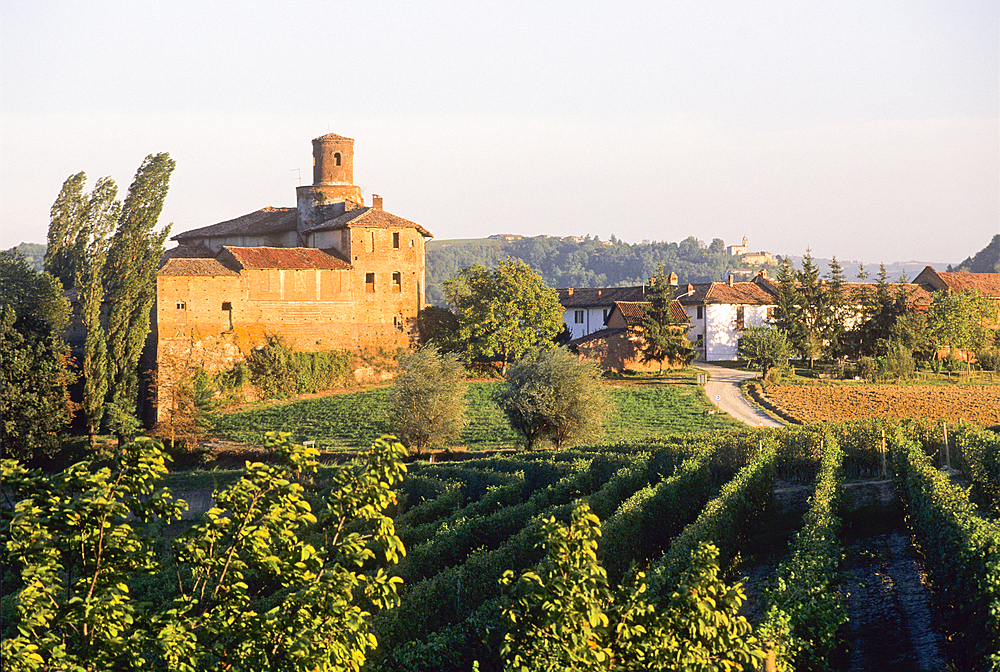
2 1 996 263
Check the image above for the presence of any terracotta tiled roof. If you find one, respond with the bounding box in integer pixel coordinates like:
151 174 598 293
160 244 215 267
172 207 298 241
614 300 690 326
558 286 647 308
675 282 775 306
159 258 239 277
568 327 628 346
933 272 1000 297
839 282 933 308
304 206 433 238
219 246 352 270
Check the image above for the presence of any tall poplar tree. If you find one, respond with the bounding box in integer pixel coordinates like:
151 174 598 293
103 153 175 441
44 172 89 289
75 177 121 444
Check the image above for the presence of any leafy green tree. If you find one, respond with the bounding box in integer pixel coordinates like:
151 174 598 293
495 346 606 450
418 304 461 350
500 503 766 671
103 153 175 441
1 433 408 671
771 259 803 358
443 258 563 374
389 345 467 454
927 289 995 373
639 268 694 372
738 325 793 382
0 251 75 462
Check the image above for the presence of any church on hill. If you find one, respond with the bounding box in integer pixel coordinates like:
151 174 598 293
153 133 432 421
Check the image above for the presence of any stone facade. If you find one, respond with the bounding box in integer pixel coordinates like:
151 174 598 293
152 134 432 421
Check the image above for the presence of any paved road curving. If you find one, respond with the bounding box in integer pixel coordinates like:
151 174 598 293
694 362 784 428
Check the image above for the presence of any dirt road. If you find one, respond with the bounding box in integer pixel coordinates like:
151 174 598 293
694 362 784 428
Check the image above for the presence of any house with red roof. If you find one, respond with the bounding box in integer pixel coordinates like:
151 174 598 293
571 299 691 372
152 134 432 421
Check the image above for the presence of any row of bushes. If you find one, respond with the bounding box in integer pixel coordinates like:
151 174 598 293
374 451 679 670
760 432 848 669
646 438 778 600
599 446 714 585
891 432 1000 670
954 423 1000 517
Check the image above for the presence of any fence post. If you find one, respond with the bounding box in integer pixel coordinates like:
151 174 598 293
880 429 887 478
942 421 950 470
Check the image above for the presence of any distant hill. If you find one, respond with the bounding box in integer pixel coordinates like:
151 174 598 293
4 242 46 271
425 234 778 306
949 234 1000 273
782 255 955 282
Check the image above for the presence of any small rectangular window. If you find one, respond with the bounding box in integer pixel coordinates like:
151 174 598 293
176 301 187 310
221 301 232 311
393 232 400 249
736 306 745 330
392 272 402 292
393 315 404 331
696 306 704 320
365 273 376 293
574 310 584 324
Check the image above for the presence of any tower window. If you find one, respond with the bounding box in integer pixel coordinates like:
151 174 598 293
334 152 342 166
392 272 402 292
366 273 376 293
222 301 232 311
176 301 186 310
393 232 400 249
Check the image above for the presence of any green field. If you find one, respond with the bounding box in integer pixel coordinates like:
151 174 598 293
204 370 741 451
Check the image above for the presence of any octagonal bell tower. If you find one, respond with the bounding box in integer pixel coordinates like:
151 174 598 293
297 133 364 235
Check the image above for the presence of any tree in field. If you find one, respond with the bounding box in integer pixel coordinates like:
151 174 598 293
927 288 995 373
495 346 606 450
417 304 460 350
443 258 563 374
500 503 766 671
1 433 407 671
771 259 803 357
738 325 793 382
388 345 467 454
821 256 849 358
103 153 175 441
0 251 75 462
639 267 694 372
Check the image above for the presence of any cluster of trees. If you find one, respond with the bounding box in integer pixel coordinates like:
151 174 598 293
1 155 175 462
741 251 998 381
390 344 607 454
425 235 773 306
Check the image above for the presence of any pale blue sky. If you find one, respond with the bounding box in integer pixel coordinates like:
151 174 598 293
2 0 997 267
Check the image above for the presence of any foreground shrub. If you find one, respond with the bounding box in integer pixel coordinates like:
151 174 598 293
1 433 408 671
500 503 765 671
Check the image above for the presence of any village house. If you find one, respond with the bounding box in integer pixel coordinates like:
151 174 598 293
675 274 777 361
557 285 648 341
152 133 432 421
914 265 1000 319
571 299 691 373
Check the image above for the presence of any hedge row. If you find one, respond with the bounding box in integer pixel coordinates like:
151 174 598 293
954 424 1000 517
599 446 714 585
374 453 669 670
891 432 1000 670
646 437 778 600
760 433 847 670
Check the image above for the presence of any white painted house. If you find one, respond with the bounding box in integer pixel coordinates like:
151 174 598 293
674 275 776 361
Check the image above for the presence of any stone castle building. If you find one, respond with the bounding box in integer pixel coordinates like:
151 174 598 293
153 133 432 420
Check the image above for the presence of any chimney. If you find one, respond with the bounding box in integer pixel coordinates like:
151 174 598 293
372 194 383 210
669 272 678 286
686 283 693 294
566 288 574 296
728 275 734 286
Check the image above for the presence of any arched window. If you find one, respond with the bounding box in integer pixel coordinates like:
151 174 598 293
334 152 342 166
